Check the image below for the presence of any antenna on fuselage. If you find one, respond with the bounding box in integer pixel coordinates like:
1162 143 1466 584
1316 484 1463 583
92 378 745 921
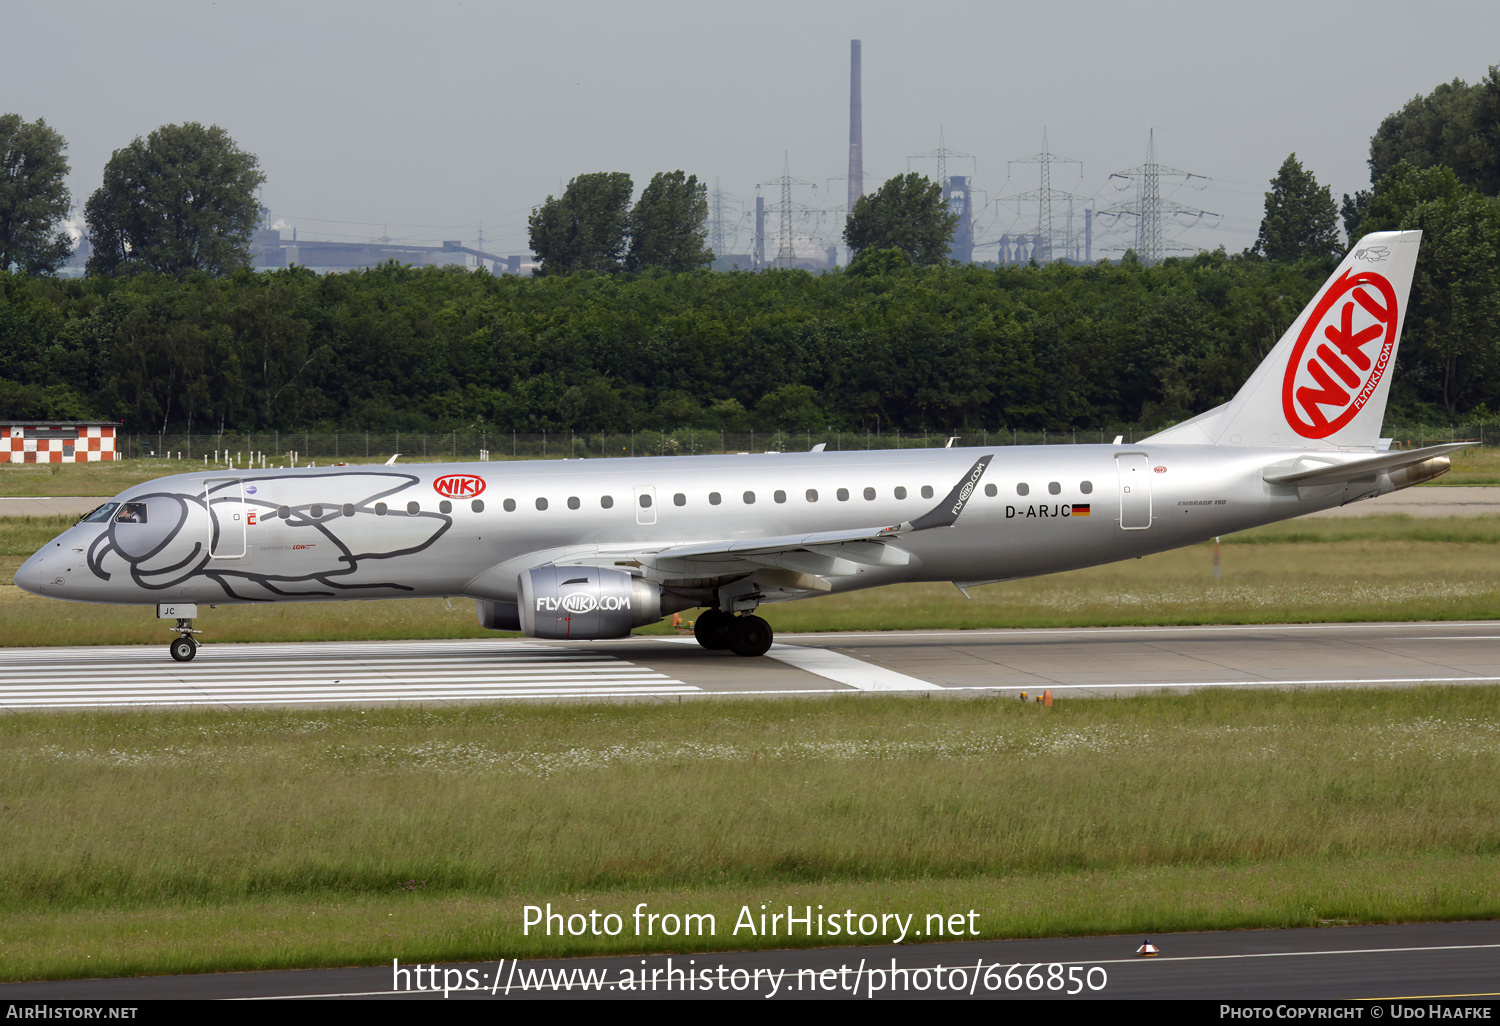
385 453 401 465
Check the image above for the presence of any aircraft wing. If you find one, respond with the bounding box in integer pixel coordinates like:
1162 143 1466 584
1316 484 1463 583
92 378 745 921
653 526 908 560
584 454 994 593
648 453 988 557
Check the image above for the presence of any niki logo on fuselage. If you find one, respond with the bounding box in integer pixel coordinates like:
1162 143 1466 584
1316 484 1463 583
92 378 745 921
434 474 486 499
1006 504 1090 518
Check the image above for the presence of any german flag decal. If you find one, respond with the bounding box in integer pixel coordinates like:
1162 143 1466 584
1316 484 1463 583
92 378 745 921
1071 504 1092 517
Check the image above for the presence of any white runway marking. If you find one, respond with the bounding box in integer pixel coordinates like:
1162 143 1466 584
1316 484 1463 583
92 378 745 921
763 643 941 691
791 621 1500 641
936 675 1500 693
656 635 940 690
0 640 697 709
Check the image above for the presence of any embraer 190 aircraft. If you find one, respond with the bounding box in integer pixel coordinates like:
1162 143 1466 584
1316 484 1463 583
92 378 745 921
16 231 1465 662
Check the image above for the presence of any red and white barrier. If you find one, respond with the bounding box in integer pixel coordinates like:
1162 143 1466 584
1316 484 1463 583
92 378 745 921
1 423 118 463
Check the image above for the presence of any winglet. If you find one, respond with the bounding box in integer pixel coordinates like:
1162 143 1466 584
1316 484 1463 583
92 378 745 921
908 455 992 531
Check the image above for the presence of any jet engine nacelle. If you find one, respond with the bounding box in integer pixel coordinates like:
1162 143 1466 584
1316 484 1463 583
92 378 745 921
518 565 663 640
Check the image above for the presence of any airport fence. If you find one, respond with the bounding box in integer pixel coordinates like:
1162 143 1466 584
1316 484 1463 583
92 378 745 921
118 423 1500 465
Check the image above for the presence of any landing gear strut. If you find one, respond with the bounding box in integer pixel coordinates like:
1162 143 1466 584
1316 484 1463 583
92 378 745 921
693 608 773 657
168 618 201 662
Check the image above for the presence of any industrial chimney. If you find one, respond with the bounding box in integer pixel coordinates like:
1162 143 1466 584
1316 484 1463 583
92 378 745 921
848 40 863 218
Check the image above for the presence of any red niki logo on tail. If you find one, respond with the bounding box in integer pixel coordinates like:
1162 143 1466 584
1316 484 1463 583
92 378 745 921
1281 270 1400 439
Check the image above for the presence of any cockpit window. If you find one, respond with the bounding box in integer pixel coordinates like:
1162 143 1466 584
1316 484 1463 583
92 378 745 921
113 502 149 525
79 503 119 524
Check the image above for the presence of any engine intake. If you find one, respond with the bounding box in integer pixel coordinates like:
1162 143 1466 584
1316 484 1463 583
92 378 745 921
518 566 663 640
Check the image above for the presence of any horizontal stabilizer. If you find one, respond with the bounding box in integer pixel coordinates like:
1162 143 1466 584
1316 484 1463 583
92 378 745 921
1262 442 1471 487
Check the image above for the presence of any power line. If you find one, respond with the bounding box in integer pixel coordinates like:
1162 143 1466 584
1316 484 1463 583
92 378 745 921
758 155 816 269
1003 129 1086 263
1100 129 1218 266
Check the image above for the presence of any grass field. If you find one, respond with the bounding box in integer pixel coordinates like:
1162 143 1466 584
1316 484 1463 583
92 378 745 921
0 688 1496 980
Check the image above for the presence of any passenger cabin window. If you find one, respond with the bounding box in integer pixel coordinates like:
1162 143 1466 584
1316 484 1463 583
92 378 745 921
921 486 934 499
894 486 907 500
1080 481 1093 494
535 498 548 511
407 501 420 515
375 503 388 516
674 493 686 506
343 503 355 517
503 499 516 512
774 490 786 503
806 489 819 502
743 491 756 504
278 505 291 519
310 504 323 518
1016 483 1030 496
439 500 452 514
567 497 580 510
471 499 485 513
984 484 997 497
639 493 653 508
709 492 722 505
837 488 850 501
863 487 876 501
1048 482 1061 495
601 495 614 509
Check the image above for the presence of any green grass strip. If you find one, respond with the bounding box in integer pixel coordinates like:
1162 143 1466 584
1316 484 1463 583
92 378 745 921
2 688 1497 979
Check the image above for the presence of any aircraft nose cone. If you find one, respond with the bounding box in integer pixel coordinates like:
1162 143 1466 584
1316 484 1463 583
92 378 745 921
14 548 51 596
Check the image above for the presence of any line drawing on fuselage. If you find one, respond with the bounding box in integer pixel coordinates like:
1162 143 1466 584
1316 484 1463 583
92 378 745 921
15 230 1469 662
80 472 452 601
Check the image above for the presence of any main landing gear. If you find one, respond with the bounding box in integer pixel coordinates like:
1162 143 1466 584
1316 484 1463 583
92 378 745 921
693 608 774 657
168 618 202 662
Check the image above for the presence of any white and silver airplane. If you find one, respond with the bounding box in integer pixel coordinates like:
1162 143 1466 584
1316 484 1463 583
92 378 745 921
16 230 1466 662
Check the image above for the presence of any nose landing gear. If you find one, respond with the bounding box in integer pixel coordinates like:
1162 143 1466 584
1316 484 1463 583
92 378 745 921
168 618 201 662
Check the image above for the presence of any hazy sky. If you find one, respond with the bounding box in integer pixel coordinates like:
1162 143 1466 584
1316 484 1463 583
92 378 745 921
10 1 1500 261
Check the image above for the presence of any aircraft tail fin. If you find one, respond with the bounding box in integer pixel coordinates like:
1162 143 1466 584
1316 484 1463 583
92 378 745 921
1144 230 1421 450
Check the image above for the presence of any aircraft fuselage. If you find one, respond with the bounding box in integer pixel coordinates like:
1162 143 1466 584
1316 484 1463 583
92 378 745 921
15 443 1391 609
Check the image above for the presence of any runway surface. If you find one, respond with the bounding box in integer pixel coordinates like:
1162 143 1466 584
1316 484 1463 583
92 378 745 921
2 920 1496 1000
4 620 1500 710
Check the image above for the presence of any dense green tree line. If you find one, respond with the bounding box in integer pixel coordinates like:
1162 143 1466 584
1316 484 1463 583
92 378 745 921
1 252 1408 435
4 70 1499 437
